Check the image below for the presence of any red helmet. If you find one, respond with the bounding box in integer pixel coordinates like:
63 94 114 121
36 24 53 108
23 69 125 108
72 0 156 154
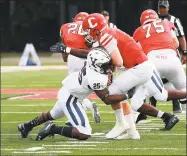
82 13 108 43
140 9 159 25
73 12 89 22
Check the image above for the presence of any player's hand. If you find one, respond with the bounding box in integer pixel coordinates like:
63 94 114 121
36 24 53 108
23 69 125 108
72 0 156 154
181 55 187 65
50 42 66 53
126 87 136 99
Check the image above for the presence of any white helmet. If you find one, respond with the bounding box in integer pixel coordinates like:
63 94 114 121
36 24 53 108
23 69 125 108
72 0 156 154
87 47 112 74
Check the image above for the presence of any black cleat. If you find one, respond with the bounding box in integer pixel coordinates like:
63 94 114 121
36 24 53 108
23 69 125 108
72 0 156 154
36 121 55 141
18 124 32 138
136 113 147 124
163 115 179 130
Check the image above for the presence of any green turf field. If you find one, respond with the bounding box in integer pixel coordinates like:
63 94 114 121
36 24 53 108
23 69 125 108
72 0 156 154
1 67 186 155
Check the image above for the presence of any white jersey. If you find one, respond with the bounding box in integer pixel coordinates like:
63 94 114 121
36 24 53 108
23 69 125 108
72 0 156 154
62 63 108 101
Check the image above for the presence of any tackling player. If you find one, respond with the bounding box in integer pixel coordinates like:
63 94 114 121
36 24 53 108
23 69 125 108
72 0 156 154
50 13 186 139
132 9 186 122
18 48 135 141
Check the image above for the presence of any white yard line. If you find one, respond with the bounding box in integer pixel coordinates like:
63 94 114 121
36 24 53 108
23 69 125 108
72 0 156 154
12 151 71 154
42 144 96 147
9 94 40 100
1 66 68 73
56 141 108 144
25 147 44 151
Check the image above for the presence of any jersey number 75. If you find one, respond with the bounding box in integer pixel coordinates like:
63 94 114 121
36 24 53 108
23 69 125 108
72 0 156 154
143 20 164 38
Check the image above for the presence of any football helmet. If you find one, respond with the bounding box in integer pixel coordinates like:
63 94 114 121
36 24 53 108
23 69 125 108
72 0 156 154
87 47 112 74
140 9 159 25
73 12 89 22
82 13 108 44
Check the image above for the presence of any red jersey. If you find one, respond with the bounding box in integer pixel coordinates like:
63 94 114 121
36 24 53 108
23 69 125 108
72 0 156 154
133 19 176 55
99 28 148 68
60 21 88 49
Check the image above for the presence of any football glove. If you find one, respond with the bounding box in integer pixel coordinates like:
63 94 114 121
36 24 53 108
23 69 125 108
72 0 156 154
50 42 67 53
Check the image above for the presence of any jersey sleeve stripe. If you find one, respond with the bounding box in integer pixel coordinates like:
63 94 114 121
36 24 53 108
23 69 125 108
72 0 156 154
100 34 110 42
101 35 113 47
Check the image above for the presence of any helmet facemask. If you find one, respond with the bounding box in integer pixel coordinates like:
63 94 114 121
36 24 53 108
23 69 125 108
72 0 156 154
83 28 100 44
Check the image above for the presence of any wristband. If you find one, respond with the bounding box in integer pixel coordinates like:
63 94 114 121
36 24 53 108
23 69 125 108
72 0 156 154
182 50 187 56
66 47 71 54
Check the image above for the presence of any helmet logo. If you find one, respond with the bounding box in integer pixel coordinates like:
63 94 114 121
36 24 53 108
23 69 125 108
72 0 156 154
88 17 98 28
90 57 97 67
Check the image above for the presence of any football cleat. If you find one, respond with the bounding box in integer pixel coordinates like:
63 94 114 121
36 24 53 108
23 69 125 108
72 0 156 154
163 114 179 130
18 124 32 138
115 129 140 140
36 121 55 141
92 102 101 123
105 121 129 139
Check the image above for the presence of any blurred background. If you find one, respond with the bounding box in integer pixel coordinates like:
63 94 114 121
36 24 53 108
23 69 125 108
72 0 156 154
0 0 187 53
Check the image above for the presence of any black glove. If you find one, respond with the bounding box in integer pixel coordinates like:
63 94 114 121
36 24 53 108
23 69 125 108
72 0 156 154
126 87 136 99
50 42 66 53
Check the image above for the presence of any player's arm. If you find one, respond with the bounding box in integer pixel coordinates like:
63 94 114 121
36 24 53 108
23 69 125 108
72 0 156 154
50 42 89 58
104 38 123 67
94 87 135 105
110 48 123 67
171 29 179 49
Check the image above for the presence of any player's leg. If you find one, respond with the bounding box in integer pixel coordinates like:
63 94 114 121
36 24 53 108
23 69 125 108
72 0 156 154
36 89 92 141
18 111 55 138
131 85 179 130
105 103 129 139
115 101 140 139
164 81 182 113
165 57 187 113
106 66 149 139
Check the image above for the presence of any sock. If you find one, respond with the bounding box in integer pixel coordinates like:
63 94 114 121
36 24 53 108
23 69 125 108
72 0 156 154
157 110 164 118
83 98 93 110
161 112 171 120
24 117 40 130
51 125 74 138
114 108 124 125
125 113 136 132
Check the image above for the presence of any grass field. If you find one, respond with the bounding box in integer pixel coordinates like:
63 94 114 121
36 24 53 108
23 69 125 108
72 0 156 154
1 66 186 155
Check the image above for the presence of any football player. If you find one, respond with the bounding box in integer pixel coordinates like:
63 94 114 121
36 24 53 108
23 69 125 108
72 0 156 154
50 13 186 139
132 9 186 122
60 12 101 123
18 48 135 141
